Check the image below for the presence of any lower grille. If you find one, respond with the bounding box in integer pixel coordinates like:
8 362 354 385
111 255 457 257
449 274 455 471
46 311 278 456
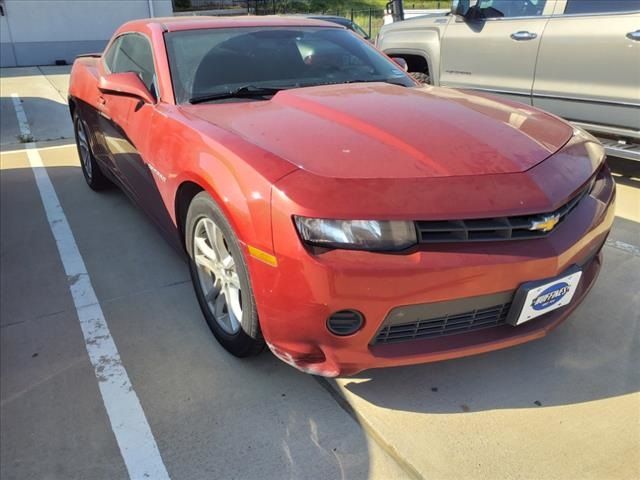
374 302 512 344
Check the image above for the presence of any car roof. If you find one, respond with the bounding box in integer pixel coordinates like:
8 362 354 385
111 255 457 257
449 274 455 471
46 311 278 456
121 15 343 33
303 15 349 20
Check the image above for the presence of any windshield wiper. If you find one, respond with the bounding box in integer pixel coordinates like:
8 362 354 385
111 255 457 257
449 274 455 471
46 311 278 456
322 78 408 87
189 85 289 104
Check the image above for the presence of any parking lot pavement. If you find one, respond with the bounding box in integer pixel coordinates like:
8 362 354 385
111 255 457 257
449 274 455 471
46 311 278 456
1 68 639 480
0 66 73 147
0 144 408 480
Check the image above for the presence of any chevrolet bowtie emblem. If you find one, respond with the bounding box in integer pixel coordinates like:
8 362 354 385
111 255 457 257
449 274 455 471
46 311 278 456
529 214 560 232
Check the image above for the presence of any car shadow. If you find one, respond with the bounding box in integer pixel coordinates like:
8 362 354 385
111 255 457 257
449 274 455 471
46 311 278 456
608 156 640 180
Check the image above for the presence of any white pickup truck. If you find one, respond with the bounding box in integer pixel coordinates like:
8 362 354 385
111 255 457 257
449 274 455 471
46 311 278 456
383 8 450 25
377 0 640 163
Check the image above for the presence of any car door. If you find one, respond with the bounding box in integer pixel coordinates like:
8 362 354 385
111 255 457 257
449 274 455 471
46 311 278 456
99 33 176 234
532 0 640 131
96 34 144 191
440 0 556 104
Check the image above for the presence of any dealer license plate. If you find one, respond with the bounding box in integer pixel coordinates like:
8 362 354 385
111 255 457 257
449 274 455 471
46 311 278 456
511 269 583 326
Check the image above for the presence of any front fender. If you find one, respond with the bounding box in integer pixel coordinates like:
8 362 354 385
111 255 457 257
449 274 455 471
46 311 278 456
149 104 296 258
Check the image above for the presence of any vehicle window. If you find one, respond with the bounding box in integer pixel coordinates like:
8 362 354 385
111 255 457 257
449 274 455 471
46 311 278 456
109 34 157 97
306 17 368 38
477 0 547 18
103 37 122 72
165 27 413 104
564 0 640 14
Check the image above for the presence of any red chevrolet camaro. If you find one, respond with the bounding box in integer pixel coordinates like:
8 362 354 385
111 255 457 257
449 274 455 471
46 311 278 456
68 16 615 376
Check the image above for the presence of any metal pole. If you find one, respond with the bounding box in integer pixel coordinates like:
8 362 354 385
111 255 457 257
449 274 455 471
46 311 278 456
350 8 354 21
147 0 155 17
368 8 372 39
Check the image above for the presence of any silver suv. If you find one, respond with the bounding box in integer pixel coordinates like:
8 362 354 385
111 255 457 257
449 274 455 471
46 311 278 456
377 0 640 162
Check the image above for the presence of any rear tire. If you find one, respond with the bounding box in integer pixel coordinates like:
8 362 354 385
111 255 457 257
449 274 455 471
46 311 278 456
73 114 110 190
410 72 431 85
185 192 264 357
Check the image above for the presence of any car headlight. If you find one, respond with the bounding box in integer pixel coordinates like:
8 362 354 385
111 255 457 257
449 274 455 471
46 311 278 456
294 217 417 252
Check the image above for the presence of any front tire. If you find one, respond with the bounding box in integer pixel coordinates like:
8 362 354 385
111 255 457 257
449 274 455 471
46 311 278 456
73 114 109 190
410 72 431 85
185 192 264 357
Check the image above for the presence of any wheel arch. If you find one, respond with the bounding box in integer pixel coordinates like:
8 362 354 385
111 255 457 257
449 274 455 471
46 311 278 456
173 169 272 255
394 53 430 76
385 49 432 76
175 180 205 249
382 45 440 84
68 96 77 118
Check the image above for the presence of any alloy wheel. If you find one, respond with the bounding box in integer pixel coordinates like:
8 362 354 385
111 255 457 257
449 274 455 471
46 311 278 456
193 217 243 334
76 119 92 180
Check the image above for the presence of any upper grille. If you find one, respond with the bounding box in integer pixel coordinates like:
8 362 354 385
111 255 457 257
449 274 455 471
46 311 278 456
415 183 591 244
374 302 512 344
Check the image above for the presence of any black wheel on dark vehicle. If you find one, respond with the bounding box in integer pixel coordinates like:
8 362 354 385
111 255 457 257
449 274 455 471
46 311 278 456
73 114 110 190
186 191 264 357
410 72 431 85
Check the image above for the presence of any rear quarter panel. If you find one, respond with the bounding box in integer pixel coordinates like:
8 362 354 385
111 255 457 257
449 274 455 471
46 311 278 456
69 57 101 108
68 57 114 162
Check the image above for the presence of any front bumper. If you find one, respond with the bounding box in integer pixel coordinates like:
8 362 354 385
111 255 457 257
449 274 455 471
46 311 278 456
249 169 616 377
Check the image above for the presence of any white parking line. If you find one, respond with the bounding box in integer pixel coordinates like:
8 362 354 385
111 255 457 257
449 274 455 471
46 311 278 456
1 142 76 155
10 94 170 480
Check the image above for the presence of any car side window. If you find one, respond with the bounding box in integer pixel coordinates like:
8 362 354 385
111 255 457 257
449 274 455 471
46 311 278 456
108 34 157 98
103 37 122 72
477 0 548 18
564 0 640 15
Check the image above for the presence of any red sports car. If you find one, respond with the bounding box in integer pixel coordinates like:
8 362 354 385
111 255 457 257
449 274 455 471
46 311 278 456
68 16 615 376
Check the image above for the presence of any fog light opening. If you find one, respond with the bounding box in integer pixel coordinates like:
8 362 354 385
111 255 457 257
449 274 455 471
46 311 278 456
327 310 364 336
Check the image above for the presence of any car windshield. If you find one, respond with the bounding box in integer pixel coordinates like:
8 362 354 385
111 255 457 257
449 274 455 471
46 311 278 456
165 27 414 104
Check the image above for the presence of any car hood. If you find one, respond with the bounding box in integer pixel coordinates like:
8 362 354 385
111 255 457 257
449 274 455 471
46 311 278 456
181 83 573 179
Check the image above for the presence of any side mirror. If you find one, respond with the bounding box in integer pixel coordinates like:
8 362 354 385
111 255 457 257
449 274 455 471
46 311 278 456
98 72 155 104
451 0 478 17
391 57 408 71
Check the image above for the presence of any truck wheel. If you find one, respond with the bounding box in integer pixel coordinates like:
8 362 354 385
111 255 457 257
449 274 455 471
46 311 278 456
410 72 431 85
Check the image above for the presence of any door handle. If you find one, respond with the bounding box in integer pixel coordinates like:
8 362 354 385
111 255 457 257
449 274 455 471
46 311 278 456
627 30 640 41
97 96 106 106
510 31 538 41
